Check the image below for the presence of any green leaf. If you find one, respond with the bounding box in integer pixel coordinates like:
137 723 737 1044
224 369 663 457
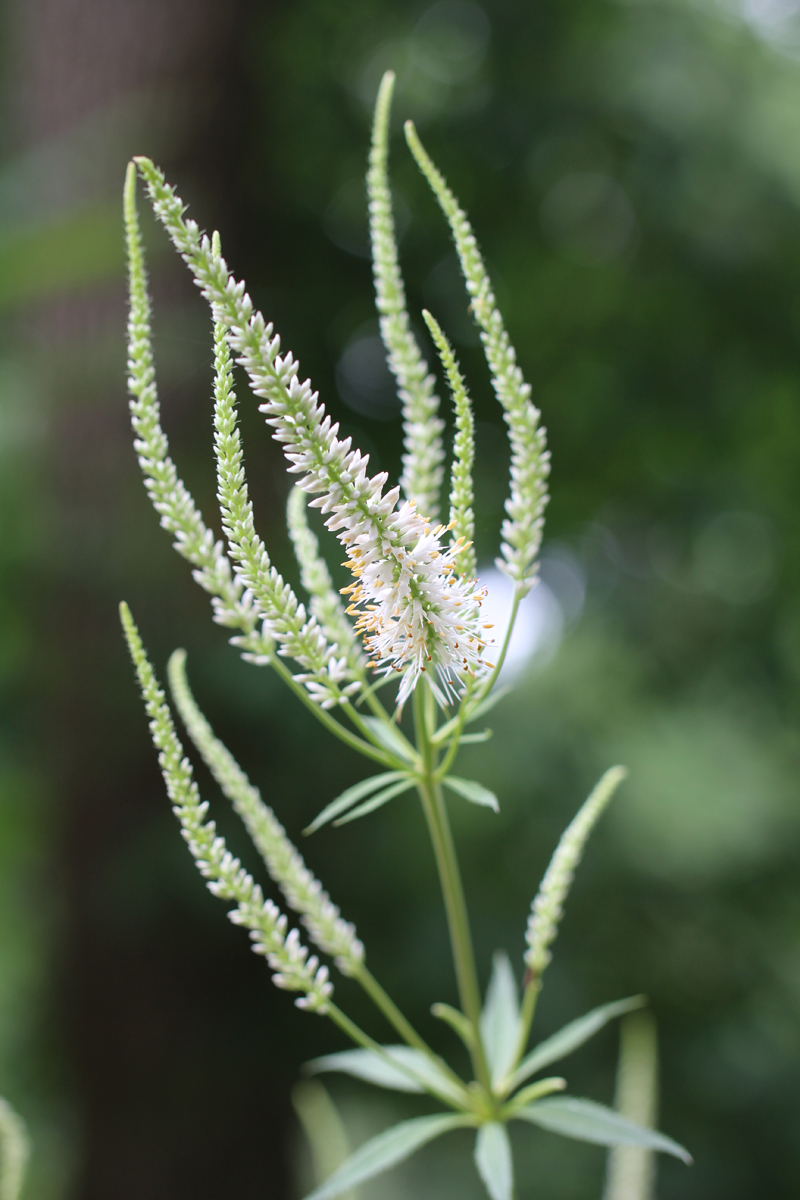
443 776 499 812
334 778 415 826
362 716 416 763
303 1113 473 1200
459 729 493 745
431 1002 476 1051
513 1097 691 1164
480 952 521 1085
466 685 513 725
306 1046 466 1106
507 997 645 1091
304 772 408 834
474 1123 514 1200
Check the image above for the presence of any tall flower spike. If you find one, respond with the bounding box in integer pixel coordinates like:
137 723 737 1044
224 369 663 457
368 70 444 520
124 163 272 665
120 602 333 1012
286 486 364 677
167 649 364 974
405 123 550 597
134 159 490 708
525 767 628 983
211 318 358 708
422 310 476 581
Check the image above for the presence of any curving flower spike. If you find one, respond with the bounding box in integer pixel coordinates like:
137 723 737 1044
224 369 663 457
167 648 365 975
369 70 445 520
120 602 334 1012
404 123 550 598
211 317 358 708
422 309 477 581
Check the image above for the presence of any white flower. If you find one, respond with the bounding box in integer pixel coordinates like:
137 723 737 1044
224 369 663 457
342 503 492 708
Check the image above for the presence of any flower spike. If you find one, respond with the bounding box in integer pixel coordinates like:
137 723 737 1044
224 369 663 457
525 767 628 983
120 602 333 1012
369 70 445 520
167 648 364 975
135 158 489 708
404 123 550 597
211 318 358 708
422 309 476 581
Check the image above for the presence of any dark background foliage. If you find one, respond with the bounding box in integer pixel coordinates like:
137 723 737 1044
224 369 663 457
2 0 800 1196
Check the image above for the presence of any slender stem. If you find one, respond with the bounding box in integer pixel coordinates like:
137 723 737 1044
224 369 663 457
503 979 541 1093
354 964 468 1092
341 696 417 765
472 591 521 709
269 657 395 767
413 682 492 1092
354 965 434 1056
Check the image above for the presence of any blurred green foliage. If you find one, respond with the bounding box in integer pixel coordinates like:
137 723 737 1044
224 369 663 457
5 0 800 1197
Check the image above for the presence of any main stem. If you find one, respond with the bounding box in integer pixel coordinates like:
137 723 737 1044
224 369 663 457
413 681 491 1092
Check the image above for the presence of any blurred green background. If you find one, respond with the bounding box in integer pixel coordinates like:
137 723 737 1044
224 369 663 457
3 0 800 1196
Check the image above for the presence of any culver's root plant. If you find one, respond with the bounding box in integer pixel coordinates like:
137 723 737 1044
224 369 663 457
121 71 691 1200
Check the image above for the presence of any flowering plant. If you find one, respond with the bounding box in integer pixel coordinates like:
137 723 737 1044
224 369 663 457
120 71 690 1200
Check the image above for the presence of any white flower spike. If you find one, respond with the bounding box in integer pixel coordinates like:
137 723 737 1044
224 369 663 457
119 69 691 1200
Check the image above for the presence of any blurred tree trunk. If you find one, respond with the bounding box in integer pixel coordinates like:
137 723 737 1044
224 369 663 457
7 1 294 1197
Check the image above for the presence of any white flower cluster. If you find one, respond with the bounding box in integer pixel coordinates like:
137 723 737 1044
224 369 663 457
136 158 490 707
342 506 490 708
120 603 333 1013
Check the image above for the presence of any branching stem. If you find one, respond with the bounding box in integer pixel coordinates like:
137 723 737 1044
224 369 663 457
413 680 492 1092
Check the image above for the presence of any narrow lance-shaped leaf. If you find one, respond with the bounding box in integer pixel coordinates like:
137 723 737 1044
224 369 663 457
307 1045 467 1106
167 648 364 975
369 70 444 519
479 951 521 1085
334 778 416 827
444 775 499 812
303 1114 473 1200
474 1123 514 1200
405 122 549 596
505 996 645 1094
513 1097 691 1165
525 766 628 984
305 772 409 835
0 1097 29 1200
422 309 476 579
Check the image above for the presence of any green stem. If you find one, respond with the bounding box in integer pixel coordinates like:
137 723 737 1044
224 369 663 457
354 965 433 1056
269 657 393 767
413 681 492 1092
354 964 468 1093
503 978 541 1093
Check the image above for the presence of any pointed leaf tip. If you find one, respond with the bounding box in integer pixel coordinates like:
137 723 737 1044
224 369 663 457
480 951 520 1085
302 1113 472 1200
514 1096 691 1164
